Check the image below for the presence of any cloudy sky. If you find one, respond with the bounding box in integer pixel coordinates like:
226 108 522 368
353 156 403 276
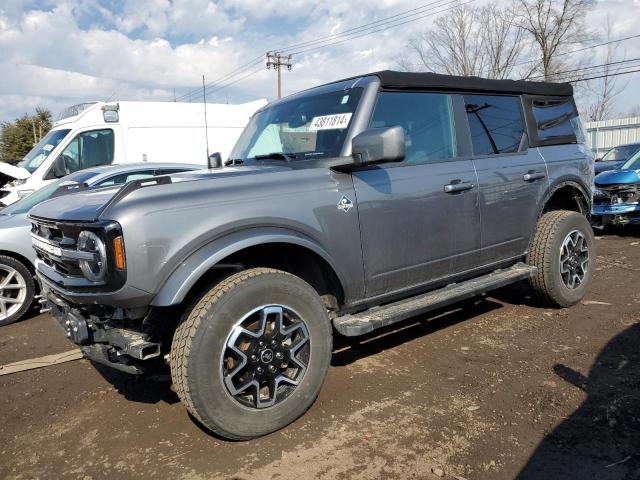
1 0 639 122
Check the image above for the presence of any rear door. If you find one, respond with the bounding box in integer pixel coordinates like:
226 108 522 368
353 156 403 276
463 94 547 264
352 91 481 298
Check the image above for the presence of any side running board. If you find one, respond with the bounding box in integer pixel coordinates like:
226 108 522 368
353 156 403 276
333 263 537 337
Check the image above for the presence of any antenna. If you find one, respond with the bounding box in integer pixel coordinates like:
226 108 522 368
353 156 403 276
202 75 210 162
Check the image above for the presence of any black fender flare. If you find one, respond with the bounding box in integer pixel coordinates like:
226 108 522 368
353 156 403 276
537 177 592 219
151 227 347 306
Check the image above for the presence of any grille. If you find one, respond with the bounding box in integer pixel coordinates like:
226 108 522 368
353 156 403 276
31 219 84 278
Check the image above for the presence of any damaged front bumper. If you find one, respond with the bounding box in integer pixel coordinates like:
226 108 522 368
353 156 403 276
592 201 640 226
43 287 162 374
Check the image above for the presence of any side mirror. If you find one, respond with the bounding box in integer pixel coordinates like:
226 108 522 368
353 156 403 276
595 157 602 162
208 152 222 169
51 155 68 178
351 126 405 166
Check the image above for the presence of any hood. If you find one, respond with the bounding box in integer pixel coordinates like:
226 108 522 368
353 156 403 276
0 212 29 229
594 169 640 188
0 162 31 180
29 164 290 223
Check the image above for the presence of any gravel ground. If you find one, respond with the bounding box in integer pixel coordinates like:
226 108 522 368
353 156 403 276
1 226 639 480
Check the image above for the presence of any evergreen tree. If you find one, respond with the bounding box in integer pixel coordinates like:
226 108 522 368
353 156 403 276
0 108 52 163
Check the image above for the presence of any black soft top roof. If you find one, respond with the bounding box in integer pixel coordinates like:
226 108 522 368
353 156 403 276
341 70 573 97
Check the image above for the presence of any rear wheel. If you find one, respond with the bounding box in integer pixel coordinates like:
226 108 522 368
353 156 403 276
170 268 332 440
0 255 35 327
527 211 595 307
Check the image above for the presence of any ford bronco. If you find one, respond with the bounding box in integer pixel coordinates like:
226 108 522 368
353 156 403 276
30 71 594 439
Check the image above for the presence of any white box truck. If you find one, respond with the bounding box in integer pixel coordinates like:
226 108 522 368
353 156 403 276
0 99 267 205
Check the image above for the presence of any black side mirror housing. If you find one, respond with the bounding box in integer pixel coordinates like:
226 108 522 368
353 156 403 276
351 126 405 166
208 152 222 169
51 155 68 178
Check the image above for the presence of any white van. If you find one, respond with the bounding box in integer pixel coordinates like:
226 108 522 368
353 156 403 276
0 99 267 205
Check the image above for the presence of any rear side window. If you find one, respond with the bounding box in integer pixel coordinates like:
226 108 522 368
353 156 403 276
531 97 579 142
464 95 525 156
370 92 456 164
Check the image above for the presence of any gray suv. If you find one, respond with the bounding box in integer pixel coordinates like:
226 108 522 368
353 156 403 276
30 71 594 440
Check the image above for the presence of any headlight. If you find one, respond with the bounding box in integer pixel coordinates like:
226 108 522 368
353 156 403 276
77 230 107 282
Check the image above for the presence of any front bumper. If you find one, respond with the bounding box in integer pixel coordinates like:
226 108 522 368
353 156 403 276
43 286 161 374
592 202 640 226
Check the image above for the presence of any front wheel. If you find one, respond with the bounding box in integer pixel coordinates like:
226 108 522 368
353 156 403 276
0 255 35 327
170 268 333 440
527 210 595 307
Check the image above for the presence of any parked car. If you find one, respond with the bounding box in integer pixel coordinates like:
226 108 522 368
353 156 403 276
32 70 594 440
592 150 640 227
594 142 640 174
0 162 201 326
0 99 267 206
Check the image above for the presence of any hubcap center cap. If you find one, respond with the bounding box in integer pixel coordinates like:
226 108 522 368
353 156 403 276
260 349 274 364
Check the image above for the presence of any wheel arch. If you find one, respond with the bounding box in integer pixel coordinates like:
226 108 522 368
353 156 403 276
539 178 592 218
0 250 35 274
151 227 347 310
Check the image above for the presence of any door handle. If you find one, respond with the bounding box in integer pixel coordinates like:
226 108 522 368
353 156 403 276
444 181 474 193
523 171 546 182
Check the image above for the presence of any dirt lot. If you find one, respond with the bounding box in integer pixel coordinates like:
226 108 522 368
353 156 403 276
1 227 639 480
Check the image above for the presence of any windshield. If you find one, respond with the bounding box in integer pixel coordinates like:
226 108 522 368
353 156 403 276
601 144 640 162
0 179 66 215
621 150 640 170
229 88 363 162
17 129 71 173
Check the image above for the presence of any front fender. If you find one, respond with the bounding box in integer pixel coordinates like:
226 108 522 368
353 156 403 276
151 227 347 306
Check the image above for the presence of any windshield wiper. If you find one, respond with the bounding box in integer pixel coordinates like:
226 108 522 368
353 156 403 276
253 152 297 162
225 158 244 166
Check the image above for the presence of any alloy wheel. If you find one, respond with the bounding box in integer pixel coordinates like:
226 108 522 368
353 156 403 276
559 229 589 289
0 264 28 322
221 305 310 409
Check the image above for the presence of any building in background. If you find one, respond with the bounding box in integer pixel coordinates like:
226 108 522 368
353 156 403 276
584 116 640 158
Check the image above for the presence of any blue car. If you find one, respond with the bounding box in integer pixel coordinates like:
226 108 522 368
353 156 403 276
592 151 640 226
594 142 640 174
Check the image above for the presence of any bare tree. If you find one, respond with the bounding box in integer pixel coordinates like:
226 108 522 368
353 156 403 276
401 4 486 76
512 0 594 81
584 19 628 121
397 2 529 79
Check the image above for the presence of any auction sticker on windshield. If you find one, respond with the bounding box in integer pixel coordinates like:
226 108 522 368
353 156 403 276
309 113 352 131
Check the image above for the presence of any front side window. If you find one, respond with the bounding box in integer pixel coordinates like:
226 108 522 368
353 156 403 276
230 88 363 162
370 92 456 164
17 129 70 173
464 95 525 156
94 170 155 187
58 129 114 174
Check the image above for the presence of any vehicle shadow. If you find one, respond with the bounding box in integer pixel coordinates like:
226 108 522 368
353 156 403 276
594 224 640 238
516 322 640 479
92 362 180 405
332 297 503 367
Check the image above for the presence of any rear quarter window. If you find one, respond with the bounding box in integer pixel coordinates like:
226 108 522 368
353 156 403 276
526 96 580 145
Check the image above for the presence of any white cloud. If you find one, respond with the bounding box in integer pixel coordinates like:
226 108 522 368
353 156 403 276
0 0 639 121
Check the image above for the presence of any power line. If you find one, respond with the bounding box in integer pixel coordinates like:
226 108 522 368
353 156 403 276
290 0 471 56
175 55 264 102
172 0 470 101
514 33 640 68
276 0 453 54
530 56 640 80
571 67 640 83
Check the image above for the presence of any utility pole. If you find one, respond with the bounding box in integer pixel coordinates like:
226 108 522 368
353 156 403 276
266 52 292 99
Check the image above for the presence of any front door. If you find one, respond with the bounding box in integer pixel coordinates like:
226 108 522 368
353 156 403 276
352 91 481 298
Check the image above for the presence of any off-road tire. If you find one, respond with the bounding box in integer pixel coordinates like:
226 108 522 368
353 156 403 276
527 210 595 307
0 255 35 327
170 268 332 440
